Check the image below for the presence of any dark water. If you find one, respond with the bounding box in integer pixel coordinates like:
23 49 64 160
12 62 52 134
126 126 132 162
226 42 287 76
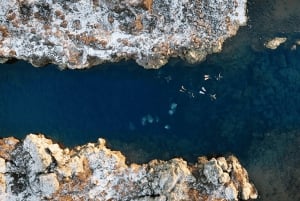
0 0 300 200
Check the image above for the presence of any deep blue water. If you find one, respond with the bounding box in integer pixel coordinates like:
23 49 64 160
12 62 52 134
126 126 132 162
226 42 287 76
1 45 300 160
1 0 300 200
0 61 174 141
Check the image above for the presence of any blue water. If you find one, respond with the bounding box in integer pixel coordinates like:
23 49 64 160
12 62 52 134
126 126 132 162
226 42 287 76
0 62 173 143
1 46 300 159
1 1 300 200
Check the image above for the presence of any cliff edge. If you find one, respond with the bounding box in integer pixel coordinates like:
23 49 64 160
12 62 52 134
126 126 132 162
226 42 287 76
0 134 257 201
0 0 247 69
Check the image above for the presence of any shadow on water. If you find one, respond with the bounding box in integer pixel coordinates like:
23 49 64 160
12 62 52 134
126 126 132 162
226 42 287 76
0 0 300 200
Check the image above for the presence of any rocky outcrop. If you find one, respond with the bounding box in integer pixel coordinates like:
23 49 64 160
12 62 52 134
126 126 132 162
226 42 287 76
0 134 257 201
264 37 287 50
0 0 247 69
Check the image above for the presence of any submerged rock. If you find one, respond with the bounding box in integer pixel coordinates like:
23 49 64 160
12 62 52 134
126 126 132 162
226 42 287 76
0 134 257 201
0 0 247 69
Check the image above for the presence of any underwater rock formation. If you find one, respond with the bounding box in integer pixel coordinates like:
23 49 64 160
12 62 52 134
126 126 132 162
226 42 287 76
0 0 247 69
0 134 257 201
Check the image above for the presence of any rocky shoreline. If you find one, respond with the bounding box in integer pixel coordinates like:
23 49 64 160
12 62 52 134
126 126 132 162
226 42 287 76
0 0 247 69
0 134 257 201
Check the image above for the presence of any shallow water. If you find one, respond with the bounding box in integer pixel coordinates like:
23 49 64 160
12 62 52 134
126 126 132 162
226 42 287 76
0 0 300 200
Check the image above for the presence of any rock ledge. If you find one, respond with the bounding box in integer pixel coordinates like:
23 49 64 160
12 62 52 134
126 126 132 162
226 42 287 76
0 134 257 201
0 0 247 69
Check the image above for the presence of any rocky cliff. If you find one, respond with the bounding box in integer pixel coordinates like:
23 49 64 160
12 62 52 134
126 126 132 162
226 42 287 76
0 0 247 69
0 134 257 201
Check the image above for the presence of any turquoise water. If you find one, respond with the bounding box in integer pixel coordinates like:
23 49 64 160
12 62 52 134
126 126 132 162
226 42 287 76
0 0 300 200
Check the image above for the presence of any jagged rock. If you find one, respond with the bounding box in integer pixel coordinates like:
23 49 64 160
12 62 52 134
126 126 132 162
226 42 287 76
0 0 247 69
0 134 257 201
